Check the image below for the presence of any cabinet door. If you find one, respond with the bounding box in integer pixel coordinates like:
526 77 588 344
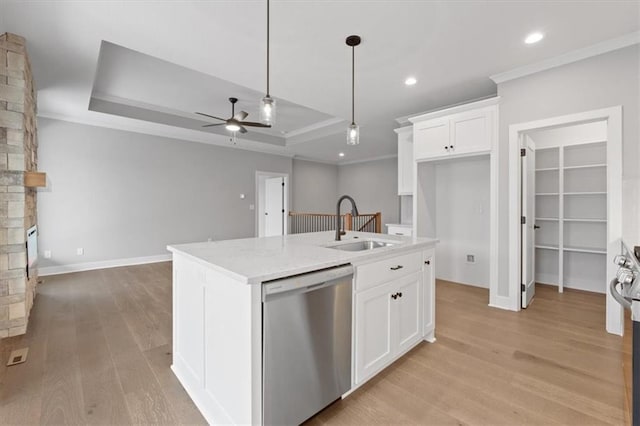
395 272 423 354
413 118 450 160
450 109 491 155
422 250 435 340
397 131 413 195
354 282 395 384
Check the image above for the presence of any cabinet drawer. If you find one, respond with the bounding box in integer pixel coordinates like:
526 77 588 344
387 226 412 237
355 251 422 292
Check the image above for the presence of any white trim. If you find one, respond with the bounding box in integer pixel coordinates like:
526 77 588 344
508 106 623 335
292 155 339 166
407 97 500 124
491 31 640 84
393 126 412 135
37 111 295 159
397 96 499 126
338 154 398 166
39 253 172 276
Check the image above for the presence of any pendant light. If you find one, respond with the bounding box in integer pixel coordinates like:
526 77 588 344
259 0 276 126
346 35 361 145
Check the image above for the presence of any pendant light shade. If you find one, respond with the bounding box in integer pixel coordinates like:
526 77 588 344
346 35 361 145
260 0 276 126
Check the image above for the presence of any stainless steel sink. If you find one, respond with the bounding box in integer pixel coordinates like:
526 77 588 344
328 240 396 252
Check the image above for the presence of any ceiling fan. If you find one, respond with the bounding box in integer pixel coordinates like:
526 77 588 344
195 97 271 134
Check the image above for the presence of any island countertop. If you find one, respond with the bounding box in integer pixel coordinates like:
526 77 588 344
167 231 437 284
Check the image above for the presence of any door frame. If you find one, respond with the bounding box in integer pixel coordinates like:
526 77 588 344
520 136 536 308
508 106 622 334
255 171 289 238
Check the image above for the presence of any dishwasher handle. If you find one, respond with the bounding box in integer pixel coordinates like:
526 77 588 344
263 264 353 299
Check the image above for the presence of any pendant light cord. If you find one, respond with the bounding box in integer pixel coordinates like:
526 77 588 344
351 45 355 125
266 0 270 97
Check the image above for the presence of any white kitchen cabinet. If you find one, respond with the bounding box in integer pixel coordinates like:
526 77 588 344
422 249 435 341
395 127 413 195
354 280 395 383
387 224 413 237
354 272 423 384
395 273 423 353
413 118 450 160
450 109 491 155
411 103 495 161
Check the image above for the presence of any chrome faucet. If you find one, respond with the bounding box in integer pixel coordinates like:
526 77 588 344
335 195 359 241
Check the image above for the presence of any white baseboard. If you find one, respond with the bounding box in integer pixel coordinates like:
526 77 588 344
39 254 172 276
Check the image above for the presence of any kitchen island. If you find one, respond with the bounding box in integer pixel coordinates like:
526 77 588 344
168 231 437 425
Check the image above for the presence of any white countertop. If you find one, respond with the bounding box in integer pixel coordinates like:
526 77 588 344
167 231 437 284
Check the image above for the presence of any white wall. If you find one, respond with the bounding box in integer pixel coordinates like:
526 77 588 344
435 156 490 288
337 157 400 225
496 45 640 299
291 159 338 213
37 118 292 269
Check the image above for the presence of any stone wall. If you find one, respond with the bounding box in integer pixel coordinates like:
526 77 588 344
0 33 39 338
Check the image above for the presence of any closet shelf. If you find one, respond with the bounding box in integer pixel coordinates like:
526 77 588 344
563 163 607 170
535 167 559 172
535 245 559 251
536 192 559 196
564 246 606 255
563 218 607 223
564 192 606 196
535 217 559 221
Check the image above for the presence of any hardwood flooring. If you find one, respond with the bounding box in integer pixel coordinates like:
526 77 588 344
0 266 628 425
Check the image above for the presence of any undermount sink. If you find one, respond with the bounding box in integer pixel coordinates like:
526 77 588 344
328 240 396 252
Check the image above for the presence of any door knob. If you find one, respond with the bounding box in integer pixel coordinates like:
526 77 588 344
425 260 430 265
533 225 540 229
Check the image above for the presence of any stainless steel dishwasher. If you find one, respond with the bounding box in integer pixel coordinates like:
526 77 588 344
262 264 353 426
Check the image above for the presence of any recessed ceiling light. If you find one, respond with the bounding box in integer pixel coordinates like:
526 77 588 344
524 32 544 44
339 152 345 157
405 76 417 86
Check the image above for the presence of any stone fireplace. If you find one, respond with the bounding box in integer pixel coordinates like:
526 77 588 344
0 33 42 338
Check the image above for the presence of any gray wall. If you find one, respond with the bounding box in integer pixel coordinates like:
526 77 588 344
291 159 338 213
337 157 399 226
37 118 292 268
496 45 640 297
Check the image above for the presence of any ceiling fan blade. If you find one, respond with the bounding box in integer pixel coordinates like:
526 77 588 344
239 126 248 134
195 112 227 121
233 111 249 121
202 123 226 127
239 121 271 128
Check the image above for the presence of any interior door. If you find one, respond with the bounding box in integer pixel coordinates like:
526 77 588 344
264 177 284 237
521 137 536 308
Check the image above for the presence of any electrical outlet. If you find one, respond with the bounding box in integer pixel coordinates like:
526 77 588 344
249 204 255 210
466 254 475 263
76 248 84 256
44 250 51 259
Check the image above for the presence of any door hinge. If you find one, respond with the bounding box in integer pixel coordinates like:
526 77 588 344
520 148 526 157
521 216 526 225
521 283 526 292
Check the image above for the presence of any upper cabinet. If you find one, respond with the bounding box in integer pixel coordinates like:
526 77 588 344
395 127 413 195
409 99 498 162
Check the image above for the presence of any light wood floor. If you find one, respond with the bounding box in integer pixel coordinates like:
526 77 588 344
0 265 629 425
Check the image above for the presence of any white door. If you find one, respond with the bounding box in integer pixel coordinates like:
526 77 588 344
354 282 395 384
264 177 284 237
521 138 536 308
395 273 423 354
413 118 450 160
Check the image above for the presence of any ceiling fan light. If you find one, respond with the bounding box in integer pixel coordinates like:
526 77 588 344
226 123 241 132
260 95 276 126
347 123 359 146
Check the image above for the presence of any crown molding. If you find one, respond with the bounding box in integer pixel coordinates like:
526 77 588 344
292 155 339 166
338 153 397 166
490 31 640 84
407 96 500 124
37 110 295 159
395 95 499 125
284 117 345 139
